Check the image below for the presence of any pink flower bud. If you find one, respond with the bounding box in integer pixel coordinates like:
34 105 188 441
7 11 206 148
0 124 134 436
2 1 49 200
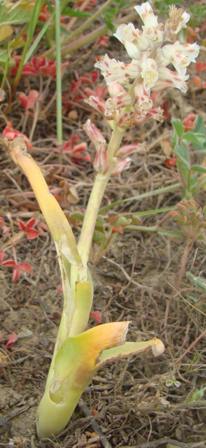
112 157 131 175
116 143 140 157
85 95 105 114
84 119 106 148
93 147 108 173
84 120 108 173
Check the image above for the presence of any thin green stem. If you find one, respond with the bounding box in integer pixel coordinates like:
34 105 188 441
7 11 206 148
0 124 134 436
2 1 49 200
25 20 51 64
99 182 181 214
13 0 42 89
65 0 113 43
78 127 124 266
125 225 182 239
55 0 63 145
131 205 176 218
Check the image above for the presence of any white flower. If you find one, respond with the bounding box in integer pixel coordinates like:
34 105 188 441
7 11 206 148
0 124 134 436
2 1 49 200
125 60 140 80
95 54 128 85
168 6 190 34
161 42 199 76
134 84 153 112
89 2 199 126
107 82 131 106
176 11 190 33
135 2 158 28
141 58 159 91
114 24 140 59
141 25 163 48
164 7 190 39
114 23 138 44
158 67 189 93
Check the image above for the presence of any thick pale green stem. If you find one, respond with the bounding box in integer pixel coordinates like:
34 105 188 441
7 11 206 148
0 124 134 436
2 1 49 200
37 322 129 438
78 127 124 266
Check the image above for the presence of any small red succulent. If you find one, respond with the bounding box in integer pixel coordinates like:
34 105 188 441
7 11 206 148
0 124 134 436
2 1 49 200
90 310 102 324
1 258 32 282
164 157 177 169
195 61 206 73
183 113 196 131
0 251 32 282
39 4 50 22
2 122 32 149
62 135 91 162
11 56 67 80
17 217 40 240
18 90 39 110
97 35 109 47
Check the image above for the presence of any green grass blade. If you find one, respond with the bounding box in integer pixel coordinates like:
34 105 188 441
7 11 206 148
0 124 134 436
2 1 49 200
25 20 51 63
55 0 63 144
13 0 43 88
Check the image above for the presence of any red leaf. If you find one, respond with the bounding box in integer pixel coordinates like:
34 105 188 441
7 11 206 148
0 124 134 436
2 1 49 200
183 113 196 131
2 259 16 267
5 332 18 349
90 310 102 324
2 123 32 149
17 262 32 273
17 218 40 240
111 225 125 234
26 229 40 240
195 61 206 73
164 157 177 168
18 90 39 111
12 269 20 283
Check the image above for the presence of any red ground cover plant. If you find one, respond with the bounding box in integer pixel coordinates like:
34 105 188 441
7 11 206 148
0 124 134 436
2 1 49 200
62 135 91 162
18 90 40 111
3 123 32 149
11 56 68 80
17 217 40 240
0 250 32 283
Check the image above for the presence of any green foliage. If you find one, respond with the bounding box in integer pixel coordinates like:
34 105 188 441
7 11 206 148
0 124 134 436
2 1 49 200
189 4 206 26
172 116 206 198
186 386 206 403
153 0 183 17
103 0 127 31
186 272 206 292
0 1 33 25
62 7 90 18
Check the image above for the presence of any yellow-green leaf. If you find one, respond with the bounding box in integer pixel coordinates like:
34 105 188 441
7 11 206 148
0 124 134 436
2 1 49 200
98 338 165 366
0 25 13 42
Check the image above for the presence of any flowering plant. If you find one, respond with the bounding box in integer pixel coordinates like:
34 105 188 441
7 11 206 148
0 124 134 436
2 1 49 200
3 2 199 439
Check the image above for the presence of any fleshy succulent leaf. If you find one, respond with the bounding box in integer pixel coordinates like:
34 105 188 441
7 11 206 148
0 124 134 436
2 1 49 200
98 338 165 366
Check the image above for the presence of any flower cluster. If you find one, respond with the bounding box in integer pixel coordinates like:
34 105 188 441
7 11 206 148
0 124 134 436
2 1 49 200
87 2 199 128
